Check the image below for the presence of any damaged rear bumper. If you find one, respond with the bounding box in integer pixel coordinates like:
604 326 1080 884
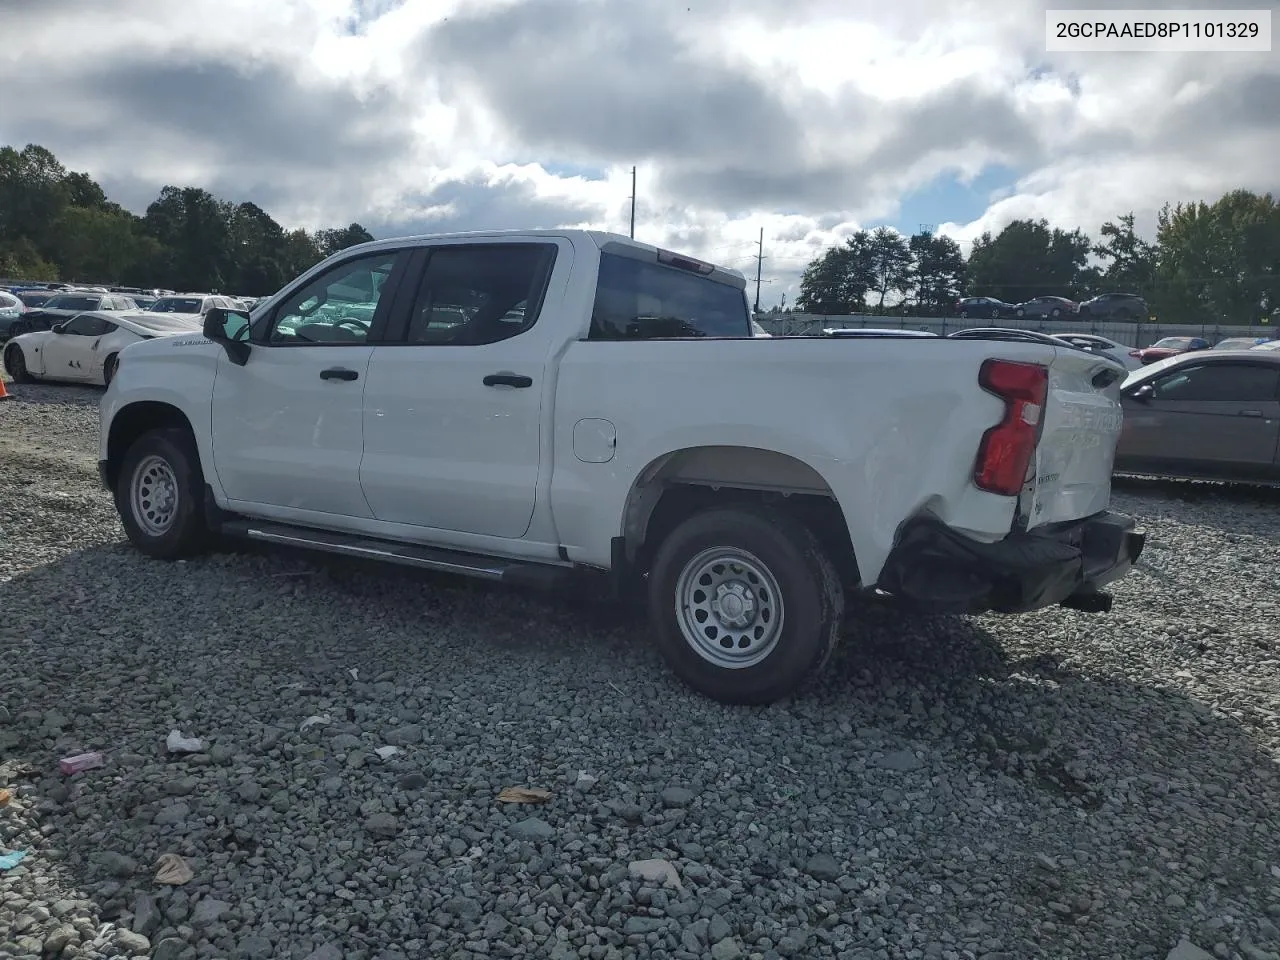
875 510 1146 615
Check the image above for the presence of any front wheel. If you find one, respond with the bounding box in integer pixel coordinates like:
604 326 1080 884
647 506 845 705
4 344 34 383
114 428 211 559
103 353 119 386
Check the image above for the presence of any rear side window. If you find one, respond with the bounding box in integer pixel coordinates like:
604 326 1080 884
589 252 750 340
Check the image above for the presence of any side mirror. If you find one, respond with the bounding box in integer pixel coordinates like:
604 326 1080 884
51 322 66 334
1130 383 1155 402
203 307 252 366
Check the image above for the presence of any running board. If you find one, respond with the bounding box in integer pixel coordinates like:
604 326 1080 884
218 519 573 589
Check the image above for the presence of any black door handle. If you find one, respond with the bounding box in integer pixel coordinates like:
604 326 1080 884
320 367 359 381
483 373 533 388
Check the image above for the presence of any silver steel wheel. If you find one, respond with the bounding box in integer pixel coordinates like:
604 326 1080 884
130 454 180 536
674 546 786 669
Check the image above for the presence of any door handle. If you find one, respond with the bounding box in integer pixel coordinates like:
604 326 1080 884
320 367 359 381
1239 409 1263 417
483 372 533 388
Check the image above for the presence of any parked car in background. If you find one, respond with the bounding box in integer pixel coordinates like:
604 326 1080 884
1077 293 1149 321
13 289 55 310
1214 336 1273 351
0 290 24 340
1251 340 1280 352
144 294 241 319
1114 350 1280 485
955 296 1015 319
99 229 1143 704
1014 296 1077 319
823 328 939 338
1132 335 1211 365
4 311 202 387
8 291 141 338
1049 332 1142 370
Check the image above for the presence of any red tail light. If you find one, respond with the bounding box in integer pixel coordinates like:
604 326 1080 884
974 359 1048 496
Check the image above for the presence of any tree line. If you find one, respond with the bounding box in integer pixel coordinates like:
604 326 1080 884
795 189 1280 325
0 143 375 296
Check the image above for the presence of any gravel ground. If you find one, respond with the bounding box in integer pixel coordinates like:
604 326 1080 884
1 381 1279 960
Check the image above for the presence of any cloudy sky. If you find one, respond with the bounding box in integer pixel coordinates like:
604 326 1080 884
2 0 1276 304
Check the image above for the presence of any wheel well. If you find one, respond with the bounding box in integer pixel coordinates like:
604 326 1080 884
623 446 861 588
105 402 195 489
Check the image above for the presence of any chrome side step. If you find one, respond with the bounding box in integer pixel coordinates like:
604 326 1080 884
218 519 572 588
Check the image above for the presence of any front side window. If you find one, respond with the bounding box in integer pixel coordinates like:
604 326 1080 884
265 252 400 345
404 244 555 345
589 252 751 340
1152 363 1279 403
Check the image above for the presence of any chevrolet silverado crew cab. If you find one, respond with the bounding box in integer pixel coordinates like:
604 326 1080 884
99 230 1145 704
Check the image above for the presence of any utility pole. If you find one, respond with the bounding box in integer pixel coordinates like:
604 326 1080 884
629 166 636 239
753 227 764 314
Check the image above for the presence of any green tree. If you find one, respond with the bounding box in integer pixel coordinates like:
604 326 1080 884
1153 190 1280 324
315 222 375 258
966 218 1092 303
907 232 966 315
1093 212 1156 297
143 186 233 291
795 232 874 314
0 144 71 268
866 226 913 313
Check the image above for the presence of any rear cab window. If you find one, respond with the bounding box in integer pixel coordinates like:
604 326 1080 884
588 248 751 340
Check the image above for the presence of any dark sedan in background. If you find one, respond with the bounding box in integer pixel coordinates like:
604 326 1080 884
1013 296 1076 319
1114 350 1280 485
5 291 140 338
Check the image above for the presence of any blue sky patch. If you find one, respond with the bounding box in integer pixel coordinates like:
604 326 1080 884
888 164 1020 234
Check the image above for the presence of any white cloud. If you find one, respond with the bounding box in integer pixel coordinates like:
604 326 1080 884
1 0 1276 305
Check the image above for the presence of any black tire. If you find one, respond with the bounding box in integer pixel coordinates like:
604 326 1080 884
647 506 845 705
4 343 34 383
113 428 210 559
103 353 119 386
989 308 1000 319
1014 308 1025 318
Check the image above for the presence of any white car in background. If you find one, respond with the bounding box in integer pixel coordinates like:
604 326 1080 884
3 310 202 387
140 294 242 322
1049 332 1142 370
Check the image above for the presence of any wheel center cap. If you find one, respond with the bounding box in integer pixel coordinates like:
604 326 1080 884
713 582 755 628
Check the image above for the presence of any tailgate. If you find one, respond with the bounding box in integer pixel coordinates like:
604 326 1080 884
1024 348 1126 529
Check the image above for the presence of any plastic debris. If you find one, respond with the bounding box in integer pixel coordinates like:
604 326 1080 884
373 746 401 760
0 789 12 806
0 849 28 870
59 752 106 775
348 668 359 681
154 853 193 885
165 730 205 754
497 787 552 804
299 715 332 731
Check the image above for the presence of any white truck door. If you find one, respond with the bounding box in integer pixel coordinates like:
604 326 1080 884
359 240 566 539
209 250 408 518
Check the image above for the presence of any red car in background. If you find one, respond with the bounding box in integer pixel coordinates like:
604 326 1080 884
1130 335 1211 365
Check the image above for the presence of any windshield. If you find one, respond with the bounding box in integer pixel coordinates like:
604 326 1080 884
149 297 203 313
46 295 101 310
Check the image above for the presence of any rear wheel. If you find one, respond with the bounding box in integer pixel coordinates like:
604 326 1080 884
103 353 119 386
114 428 210 559
4 344 34 383
647 506 845 704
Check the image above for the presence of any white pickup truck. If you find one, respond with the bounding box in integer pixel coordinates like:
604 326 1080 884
99 230 1145 704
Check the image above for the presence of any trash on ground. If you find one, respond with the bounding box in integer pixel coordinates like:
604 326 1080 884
299 715 332 731
165 730 205 754
0 849 29 870
59 752 106 775
0 788 12 806
348 668 359 681
154 853 193 885
373 746 401 760
497 786 552 804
